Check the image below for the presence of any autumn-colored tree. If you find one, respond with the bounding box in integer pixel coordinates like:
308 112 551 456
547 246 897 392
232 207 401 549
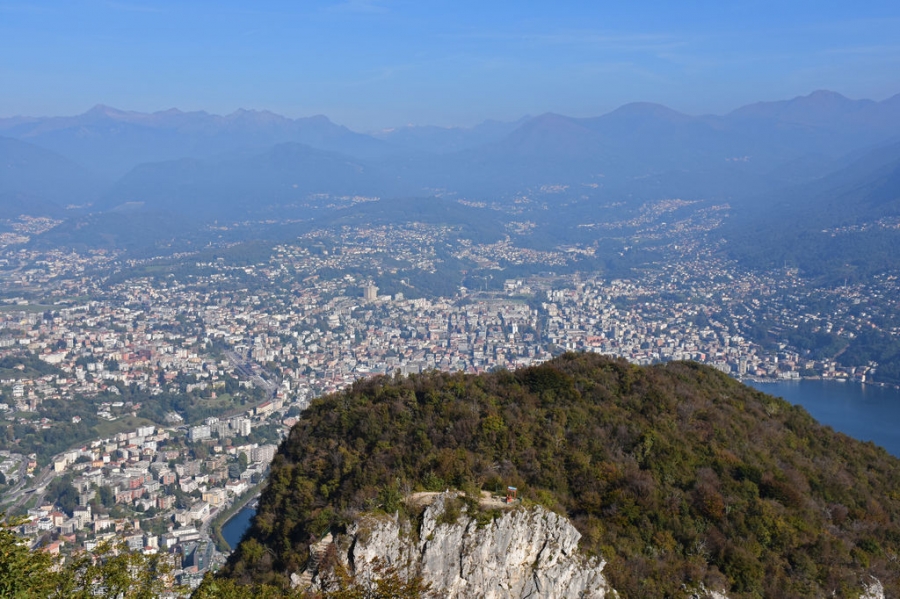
0 520 178 598
318 558 433 599
192 575 299 599
222 353 900 598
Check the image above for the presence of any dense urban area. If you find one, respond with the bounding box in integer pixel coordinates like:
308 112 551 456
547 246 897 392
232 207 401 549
0 199 898 591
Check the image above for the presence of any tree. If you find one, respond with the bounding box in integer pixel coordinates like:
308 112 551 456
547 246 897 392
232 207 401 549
318 558 434 599
46 474 78 516
0 517 57 598
0 527 179 599
191 576 297 598
50 541 178 599
97 485 115 508
192 444 209 460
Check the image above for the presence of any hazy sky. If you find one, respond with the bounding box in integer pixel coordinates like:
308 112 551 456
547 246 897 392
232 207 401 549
2 1 899 130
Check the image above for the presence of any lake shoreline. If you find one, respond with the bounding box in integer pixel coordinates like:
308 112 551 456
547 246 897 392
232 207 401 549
739 376 900 390
746 379 900 457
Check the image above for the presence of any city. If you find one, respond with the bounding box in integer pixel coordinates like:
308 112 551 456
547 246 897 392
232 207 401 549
1 201 898 587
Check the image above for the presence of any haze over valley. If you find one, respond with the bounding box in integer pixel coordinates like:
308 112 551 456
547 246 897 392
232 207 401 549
4 90 900 273
3 2 900 597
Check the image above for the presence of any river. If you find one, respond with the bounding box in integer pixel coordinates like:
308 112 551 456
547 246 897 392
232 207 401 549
220 379 900 550
221 504 257 551
747 379 900 457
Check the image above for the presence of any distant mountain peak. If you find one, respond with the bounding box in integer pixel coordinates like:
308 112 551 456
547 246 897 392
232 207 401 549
803 89 850 101
602 101 690 122
512 112 590 138
227 107 282 118
726 89 878 122
85 104 129 117
790 89 859 109
500 112 602 156
879 92 900 107
525 112 579 127
221 108 293 127
301 114 335 125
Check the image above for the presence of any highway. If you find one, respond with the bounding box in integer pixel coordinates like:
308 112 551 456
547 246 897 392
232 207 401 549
3 464 55 516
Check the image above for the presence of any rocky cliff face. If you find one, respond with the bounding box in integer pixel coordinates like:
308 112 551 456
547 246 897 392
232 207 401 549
293 491 887 599
297 492 612 598
861 578 885 599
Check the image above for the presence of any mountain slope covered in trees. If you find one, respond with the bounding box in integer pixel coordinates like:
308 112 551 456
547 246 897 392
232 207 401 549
223 353 900 598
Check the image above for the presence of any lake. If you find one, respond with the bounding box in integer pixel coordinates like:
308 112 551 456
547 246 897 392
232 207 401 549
747 379 900 457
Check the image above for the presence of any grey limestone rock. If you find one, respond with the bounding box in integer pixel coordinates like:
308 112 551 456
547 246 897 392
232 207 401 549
313 491 613 598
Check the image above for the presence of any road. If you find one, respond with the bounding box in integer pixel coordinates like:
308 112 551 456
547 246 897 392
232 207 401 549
3 464 55 515
1 458 29 501
200 505 220 538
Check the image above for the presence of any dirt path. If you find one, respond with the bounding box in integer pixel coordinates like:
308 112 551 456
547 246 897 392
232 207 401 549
406 490 516 509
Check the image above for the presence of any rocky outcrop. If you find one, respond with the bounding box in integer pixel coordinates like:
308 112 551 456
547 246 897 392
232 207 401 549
861 577 885 599
302 492 613 598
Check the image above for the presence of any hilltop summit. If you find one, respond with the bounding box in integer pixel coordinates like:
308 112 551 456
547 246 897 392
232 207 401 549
221 353 900 598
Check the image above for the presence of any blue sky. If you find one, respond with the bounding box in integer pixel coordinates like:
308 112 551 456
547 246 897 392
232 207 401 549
1 1 899 129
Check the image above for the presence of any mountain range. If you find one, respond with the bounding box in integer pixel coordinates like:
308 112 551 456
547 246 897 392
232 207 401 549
4 89 899 189
725 138 900 278
0 137 101 217
0 105 391 179
2 90 900 269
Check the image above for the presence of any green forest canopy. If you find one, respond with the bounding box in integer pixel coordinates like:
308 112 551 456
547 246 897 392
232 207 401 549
223 353 900 599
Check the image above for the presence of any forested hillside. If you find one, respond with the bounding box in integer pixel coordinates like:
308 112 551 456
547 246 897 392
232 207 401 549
223 353 900 598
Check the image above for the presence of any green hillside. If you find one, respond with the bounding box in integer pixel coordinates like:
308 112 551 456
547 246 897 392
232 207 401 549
222 353 900 598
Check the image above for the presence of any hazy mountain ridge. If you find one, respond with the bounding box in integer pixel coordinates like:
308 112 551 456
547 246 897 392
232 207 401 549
724 140 900 278
728 90 900 126
371 117 530 154
0 105 394 178
4 89 899 183
4 90 900 267
98 142 393 218
0 136 101 216
392 91 900 199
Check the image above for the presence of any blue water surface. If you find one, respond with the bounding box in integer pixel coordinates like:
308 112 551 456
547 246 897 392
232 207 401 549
747 379 900 457
222 505 256 550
